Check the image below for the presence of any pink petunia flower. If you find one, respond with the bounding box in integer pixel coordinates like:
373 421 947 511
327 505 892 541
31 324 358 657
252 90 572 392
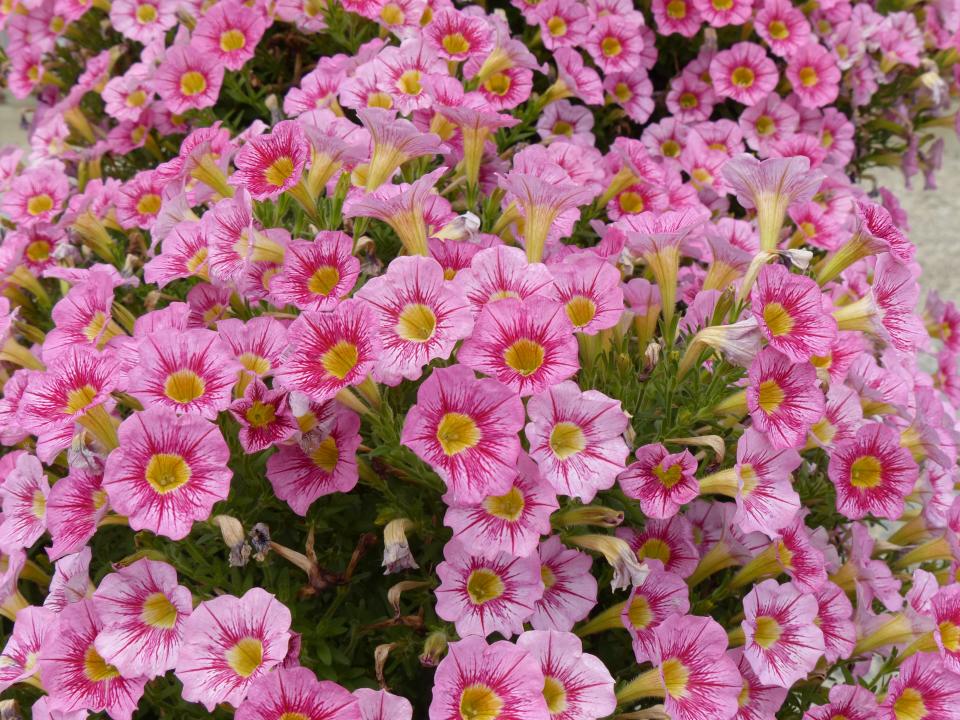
651 0 702 38
231 121 310 200
752 264 838 362
37 599 148 720
618 515 700 578
93 558 193 679
458 296 579 396
270 232 360 313
103 407 232 540
0 604 53 691
880 654 960 720
583 16 645 73
741 579 825 688
516 630 616 720
733 428 802 537
116 170 165 230
754 0 811 57
786 44 841 109
525 381 629 503
620 443 699 519
547 253 625 335
444 453 558 559
1 164 69 226
621 562 691 662
812 581 855 663
266 402 361 515
710 43 779 106
455 245 555 314
536 0 591 50
229 379 299 454
175 588 292 711
0 453 50 550
804 685 878 720
218 316 289 386
746 347 825 450
43 547 93 614
424 8 493 62
274 299 381 403
191 0 267 71
729 646 788 720
152 44 225 115
435 538 543 638
235 666 360 720
531 535 597 632
828 422 919 520
45 470 108 561
109 0 176 43
401 364 524 503
428 636 549 720
355 255 474 384
354 688 413 720
144 221 211 287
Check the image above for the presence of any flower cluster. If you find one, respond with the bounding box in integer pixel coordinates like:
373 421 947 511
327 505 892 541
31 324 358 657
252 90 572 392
1 0 960 718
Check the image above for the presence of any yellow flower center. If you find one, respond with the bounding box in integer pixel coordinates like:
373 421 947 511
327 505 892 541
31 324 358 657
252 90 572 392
459 684 504 720
756 115 775 136
769 20 789 39
26 239 51 262
849 455 883 489
264 156 296 188
145 453 192 494
136 193 162 216
679 92 699 109
396 303 437 342
565 296 597 329
503 338 545 376
164 370 206 404
436 412 481 456
307 265 341 296
712 0 732 9
799 67 819 87
601 36 622 58
245 401 276 428
84 646 120 681
187 247 208 274
141 592 178 629
821 130 834 149
466 568 505 605
32 490 46 519
757 379 785 415
135 2 156 23
220 28 246 52
397 70 422 96
309 435 339 473
65 384 98 414
225 637 263 678
126 89 148 108
483 486 525 521
893 688 928 720
541 564 557 589
639 538 671 565
654 463 683 489
367 92 394 109
543 676 568 714
320 340 359 380
239 353 271 376
614 82 633 102
939 620 960 652
738 679 751 707
731 67 755 87
180 71 207 97
763 302 795 337
661 140 681 157
627 593 653 629
619 191 645 214
753 615 783 648
379 1 404 25
739 464 758 496
27 194 54 216
547 16 567 37
442 33 470 55
552 120 574 137
666 0 687 19
661 657 690 699
484 73 512 96
549 421 586 460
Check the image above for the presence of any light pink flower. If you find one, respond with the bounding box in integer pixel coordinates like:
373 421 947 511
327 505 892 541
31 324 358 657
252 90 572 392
746 348 825 450
354 688 412 720
584 15 645 73
236 666 360 720
729 647 788 720
732 428 802 537
231 121 310 200
710 43 779 106
109 0 176 43
621 562 690 662
804 685 878 720
755 0 811 57
531 535 597 632
229 379 298 453
651 0 703 37
618 515 700 577
45 469 108 560
752 264 837 362
0 605 53 692
880 654 960 720
191 0 267 71
454 245 555 314
812 581 855 663
786 44 840 109
152 44 225 115
175 588 292 711
620 443 699 519
1 164 69 226
103 407 232 540
0 453 49 550
270 232 360 313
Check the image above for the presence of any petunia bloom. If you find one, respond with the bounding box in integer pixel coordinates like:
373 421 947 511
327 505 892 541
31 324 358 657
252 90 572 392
619 443 699 519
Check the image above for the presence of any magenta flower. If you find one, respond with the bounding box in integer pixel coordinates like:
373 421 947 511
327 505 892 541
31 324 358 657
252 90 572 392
175 588 292 710
746 348 825 450
144 221 210 287
217 316 289 384
754 0 811 57
401 364 525 503
710 43 779 106
424 8 494 62
693 0 751 28
45 469 108 561
536 1 590 50
525 381 629 503
116 170 165 230
37 599 148 720
428 636 549 720
752 264 837 362
1 164 69 226
236 666 360 720
274 299 381 403
103 407 232 540
742 579 824 688
444 453 558 559
271 232 360 313
435 538 543 638
729 647 788 720
880 654 960 720
356 256 473 384
354 688 412 720
232 121 310 200
191 0 267 71
734 427 802 537
584 15 644 73
229 379 299 453
0 605 51 692
618 515 700 578
651 0 703 38
458 296 579 396
266 404 361 515
455 245 555 314
92 558 193 679
620 443 699 519
828 422 918 520
621 562 691 662
516 630 616 720
0 453 49 550
786 44 841 109
152 44 225 115
932 584 960 673
531 535 597 632
812 581 855 663
804 685 878 720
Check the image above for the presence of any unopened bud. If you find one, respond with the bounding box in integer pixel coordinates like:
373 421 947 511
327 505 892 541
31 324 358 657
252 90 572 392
552 506 624 528
383 519 418 574
213 515 251 567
